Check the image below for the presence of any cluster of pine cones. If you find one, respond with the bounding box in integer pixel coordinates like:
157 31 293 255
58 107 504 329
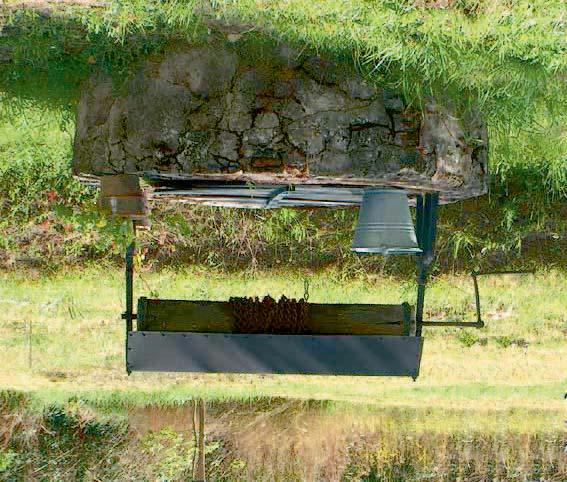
230 295 309 334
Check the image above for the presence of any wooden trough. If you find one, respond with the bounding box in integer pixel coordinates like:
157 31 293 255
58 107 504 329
137 298 413 336
127 298 423 377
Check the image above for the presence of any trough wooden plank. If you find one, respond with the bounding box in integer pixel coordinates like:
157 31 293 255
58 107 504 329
137 298 411 335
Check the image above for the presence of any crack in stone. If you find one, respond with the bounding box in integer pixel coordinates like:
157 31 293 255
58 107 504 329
74 37 488 200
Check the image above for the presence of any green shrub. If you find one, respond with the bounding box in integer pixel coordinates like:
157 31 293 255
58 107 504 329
456 330 480 348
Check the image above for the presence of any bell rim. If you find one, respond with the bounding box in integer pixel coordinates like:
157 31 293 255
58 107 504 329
351 246 423 255
362 187 408 196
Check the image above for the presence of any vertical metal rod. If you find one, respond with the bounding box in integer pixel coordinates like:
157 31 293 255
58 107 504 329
472 272 482 324
125 232 136 375
415 262 427 337
125 240 135 333
422 193 433 255
415 194 424 248
426 193 439 263
415 193 439 337
415 194 426 337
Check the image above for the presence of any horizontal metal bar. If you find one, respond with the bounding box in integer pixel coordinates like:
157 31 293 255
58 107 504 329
154 188 279 197
473 270 535 276
149 184 430 209
421 321 484 328
153 197 271 209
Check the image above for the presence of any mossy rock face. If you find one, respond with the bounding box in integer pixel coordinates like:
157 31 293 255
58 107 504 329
73 33 488 203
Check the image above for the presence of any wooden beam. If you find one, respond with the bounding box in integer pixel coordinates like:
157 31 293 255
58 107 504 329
137 298 412 336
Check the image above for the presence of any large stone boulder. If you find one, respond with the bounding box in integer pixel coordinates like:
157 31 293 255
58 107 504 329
73 35 488 203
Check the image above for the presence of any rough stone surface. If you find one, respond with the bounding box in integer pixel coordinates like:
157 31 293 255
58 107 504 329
73 35 488 201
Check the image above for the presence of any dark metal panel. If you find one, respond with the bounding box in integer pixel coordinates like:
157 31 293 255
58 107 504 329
127 332 423 377
151 185 365 209
286 186 363 203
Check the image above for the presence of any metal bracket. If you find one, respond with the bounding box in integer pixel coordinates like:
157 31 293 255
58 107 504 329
265 186 290 209
421 270 534 328
413 193 533 331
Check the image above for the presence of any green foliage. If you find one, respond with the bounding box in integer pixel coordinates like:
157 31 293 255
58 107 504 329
0 449 17 474
2 1 567 129
1 399 129 480
0 97 136 265
493 335 528 349
456 330 480 347
138 427 194 481
0 390 28 411
0 2 565 272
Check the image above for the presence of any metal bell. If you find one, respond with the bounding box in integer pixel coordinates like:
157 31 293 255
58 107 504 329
351 188 422 255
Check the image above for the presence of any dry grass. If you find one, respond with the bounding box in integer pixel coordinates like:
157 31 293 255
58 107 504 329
0 268 565 420
2 394 565 480
133 401 566 481
0 265 565 478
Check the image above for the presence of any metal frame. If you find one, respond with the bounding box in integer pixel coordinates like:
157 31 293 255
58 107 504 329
121 212 427 376
421 270 534 328
121 190 519 377
413 196 533 329
414 194 486 331
420 271 484 328
123 240 136 375
122 240 424 376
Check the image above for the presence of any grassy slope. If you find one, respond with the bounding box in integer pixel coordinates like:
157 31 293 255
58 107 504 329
0 99 566 274
2 1 567 179
1 268 565 431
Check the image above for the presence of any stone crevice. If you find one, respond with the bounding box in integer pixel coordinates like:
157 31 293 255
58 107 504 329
72 35 488 201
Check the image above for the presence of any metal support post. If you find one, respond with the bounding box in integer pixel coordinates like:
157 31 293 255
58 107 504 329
124 240 135 332
415 192 439 337
123 229 136 374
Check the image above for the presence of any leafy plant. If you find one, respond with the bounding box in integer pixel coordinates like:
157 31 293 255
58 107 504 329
456 330 480 347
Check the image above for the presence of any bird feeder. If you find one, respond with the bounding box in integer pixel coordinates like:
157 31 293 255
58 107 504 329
115 176 474 379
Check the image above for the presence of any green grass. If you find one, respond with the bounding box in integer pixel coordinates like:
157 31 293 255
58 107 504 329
1 3 566 273
1 267 565 431
3 1 566 123
1 267 566 479
0 97 565 274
